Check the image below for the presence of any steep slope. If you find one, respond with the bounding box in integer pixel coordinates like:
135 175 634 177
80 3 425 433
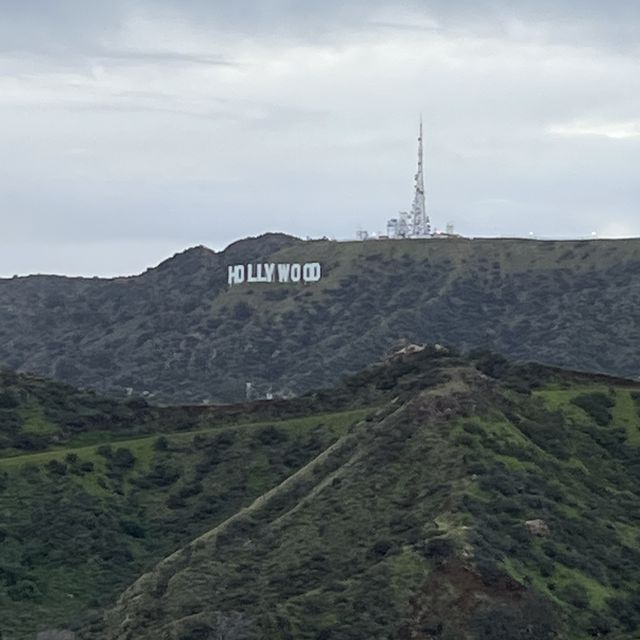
1 235 640 403
93 350 640 640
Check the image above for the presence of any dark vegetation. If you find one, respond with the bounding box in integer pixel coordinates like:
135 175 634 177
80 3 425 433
571 392 615 426
1 235 640 403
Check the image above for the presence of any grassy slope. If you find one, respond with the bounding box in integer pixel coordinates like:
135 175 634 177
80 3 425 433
461 384 640 638
100 359 640 640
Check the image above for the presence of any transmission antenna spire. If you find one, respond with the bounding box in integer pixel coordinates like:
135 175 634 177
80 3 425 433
411 116 431 237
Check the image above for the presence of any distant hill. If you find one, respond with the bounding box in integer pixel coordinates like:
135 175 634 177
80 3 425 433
2 348 639 639
1 234 639 403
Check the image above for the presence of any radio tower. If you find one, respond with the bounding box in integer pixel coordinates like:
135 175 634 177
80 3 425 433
411 118 431 237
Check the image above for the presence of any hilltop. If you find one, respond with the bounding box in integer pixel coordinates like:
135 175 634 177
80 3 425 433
1 348 639 639
1 234 639 403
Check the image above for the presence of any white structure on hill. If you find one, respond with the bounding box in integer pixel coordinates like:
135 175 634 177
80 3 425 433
407 118 431 237
363 119 434 240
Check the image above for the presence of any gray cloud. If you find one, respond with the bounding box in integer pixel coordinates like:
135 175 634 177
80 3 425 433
5 1 640 52
0 1 639 276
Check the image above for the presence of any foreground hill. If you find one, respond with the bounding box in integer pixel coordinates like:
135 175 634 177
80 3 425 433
1 348 639 639
1 234 639 402
96 350 640 640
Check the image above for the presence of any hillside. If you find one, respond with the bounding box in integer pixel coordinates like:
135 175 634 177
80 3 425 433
0 368 374 639
0 367 365 458
95 350 640 640
1 234 640 403
1 348 640 639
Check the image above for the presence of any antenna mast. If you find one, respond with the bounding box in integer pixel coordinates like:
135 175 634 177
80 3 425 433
411 117 431 237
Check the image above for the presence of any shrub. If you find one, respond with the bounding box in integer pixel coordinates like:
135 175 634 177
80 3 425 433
45 460 67 476
154 436 169 451
8 579 41 601
110 448 136 470
606 594 640 632
166 493 186 509
145 462 180 487
571 392 615 426
96 445 113 458
557 581 589 609
370 540 393 557
258 426 288 445
12 433 48 451
422 537 454 560
177 482 203 499
475 353 510 379
120 520 146 539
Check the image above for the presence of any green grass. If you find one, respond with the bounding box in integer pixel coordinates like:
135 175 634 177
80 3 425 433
502 556 557 601
612 521 640 547
64 428 153 448
534 385 610 424
553 565 615 610
493 453 530 471
0 408 372 472
535 385 640 448
388 547 430 598
17 402 58 435
611 390 640 445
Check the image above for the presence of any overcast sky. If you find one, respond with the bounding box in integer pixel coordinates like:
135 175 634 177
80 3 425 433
1 1 639 276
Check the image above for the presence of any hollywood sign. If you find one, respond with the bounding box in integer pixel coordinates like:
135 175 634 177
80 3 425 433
228 262 322 286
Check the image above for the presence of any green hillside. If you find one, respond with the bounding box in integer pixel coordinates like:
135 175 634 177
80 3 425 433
98 351 640 640
1 348 640 639
1 234 639 403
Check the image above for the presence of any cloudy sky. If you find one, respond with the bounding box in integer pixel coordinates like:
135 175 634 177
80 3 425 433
1 1 639 276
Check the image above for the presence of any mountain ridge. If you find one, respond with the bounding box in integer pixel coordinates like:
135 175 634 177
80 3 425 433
1 234 639 403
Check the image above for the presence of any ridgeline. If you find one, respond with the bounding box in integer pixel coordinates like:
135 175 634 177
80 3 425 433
1 234 639 403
